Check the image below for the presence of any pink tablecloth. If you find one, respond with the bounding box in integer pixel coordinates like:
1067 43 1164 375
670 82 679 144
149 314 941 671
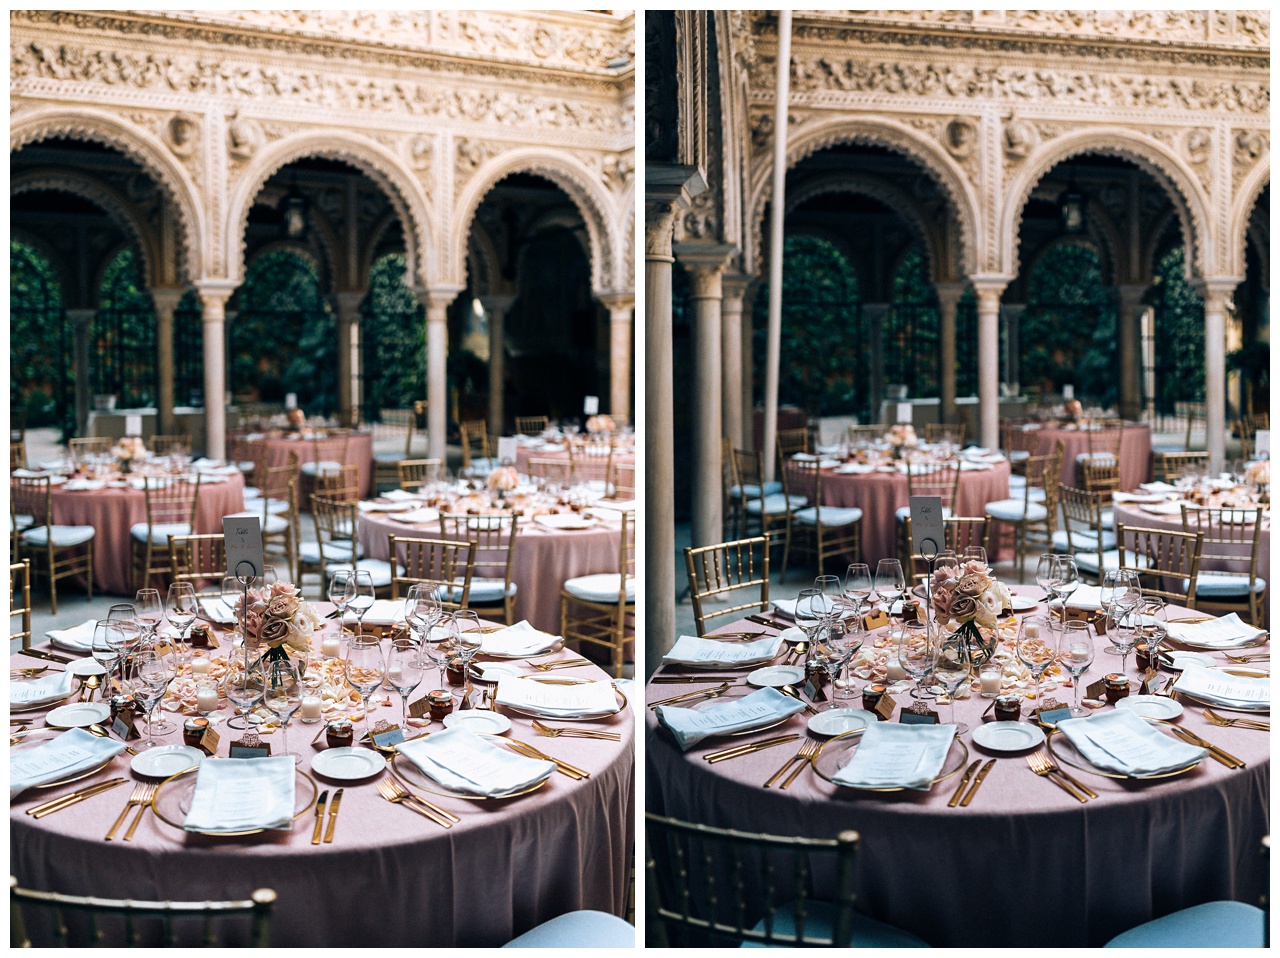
802 461 1011 566
357 510 622 637
244 433 374 498
513 443 636 477
11 610 634 947
49 474 245 596
645 587 1269 947
1034 423 1152 491
1112 500 1271 589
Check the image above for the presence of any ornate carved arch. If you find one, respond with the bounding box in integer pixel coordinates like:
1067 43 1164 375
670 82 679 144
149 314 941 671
1228 160 1269 280
451 149 615 294
1000 129 1212 283
466 219 504 298
10 106 203 284
745 116 982 278
225 131 431 290
616 187 636 291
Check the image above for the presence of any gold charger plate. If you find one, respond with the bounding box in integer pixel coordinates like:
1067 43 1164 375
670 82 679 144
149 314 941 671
9 676 83 713
151 766 319 837
389 753 548 801
497 675 628 720
812 728 969 793
11 728 122 790
1044 725 1202 781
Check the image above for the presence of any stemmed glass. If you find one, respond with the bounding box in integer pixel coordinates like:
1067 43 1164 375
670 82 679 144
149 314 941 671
261 658 303 765
386 636 425 726
934 631 972 732
1035 554 1058 604
1111 608 1141 688
962 546 988 566
143 640 180 735
1057 621 1095 716
898 621 939 702
346 570 376 637
813 575 841 626
166 582 198 666
874 559 905 616
793 589 824 648
127 649 169 752
404 583 441 641
134 588 163 643
820 615 865 704
1051 556 1080 618
344 636 387 742
1102 569 1142 655
1139 597 1167 657
1017 615 1056 707
842 563 872 619
449 611 484 702
104 604 139 692
419 614 452 691
91 621 126 696
328 570 356 633
224 660 264 731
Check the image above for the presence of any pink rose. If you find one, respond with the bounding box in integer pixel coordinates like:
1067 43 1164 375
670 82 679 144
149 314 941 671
266 595 300 618
956 574 987 598
260 617 291 649
948 595 978 621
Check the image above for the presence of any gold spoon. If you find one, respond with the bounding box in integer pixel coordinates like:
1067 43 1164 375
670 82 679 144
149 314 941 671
87 724 138 756
79 675 102 703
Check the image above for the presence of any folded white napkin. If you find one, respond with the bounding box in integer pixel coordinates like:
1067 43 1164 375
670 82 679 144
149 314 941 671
1174 665 1270 709
1056 708 1205 777
771 597 851 621
662 634 783 669
481 620 559 657
1165 613 1267 649
383 489 419 501
183 756 296 833
398 727 554 796
655 687 805 752
1113 492 1169 503
391 507 440 525
534 513 594 530
835 463 875 475
958 461 993 471
495 676 618 715
195 473 228 484
11 669 75 707
1138 481 1179 494
62 479 105 492
199 597 238 624
46 619 99 652
591 499 636 512
360 599 407 626
832 722 957 790
1064 585 1106 610
963 446 991 456
1140 500 1185 516
790 453 840 469
11 468 50 478
10 728 126 799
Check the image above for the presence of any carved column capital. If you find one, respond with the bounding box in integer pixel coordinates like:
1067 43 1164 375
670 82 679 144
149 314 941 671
1195 277 1242 313
934 282 966 312
675 243 735 300
646 165 707 260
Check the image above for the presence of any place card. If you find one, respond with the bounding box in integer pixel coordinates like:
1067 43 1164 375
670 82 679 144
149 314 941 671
228 733 271 759
899 701 939 725
497 437 518 463
1085 677 1108 702
895 402 912 424
222 515 265 581
873 691 897 722
125 414 143 436
112 713 140 741
198 727 221 757
408 696 432 719
369 722 405 750
803 667 828 703
1034 699 1072 729
862 609 890 631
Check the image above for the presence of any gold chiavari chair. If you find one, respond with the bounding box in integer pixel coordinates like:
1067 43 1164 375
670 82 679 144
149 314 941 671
560 511 635 677
313 464 361 503
985 442 1063 577
459 420 497 474
515 416 549 436
68 437 112 459
776 427 811 460
309 497 397 596
131 474 203 592
11 441 26 471
10 559 32 649
149 434 191 457
397 458 446 492
847 423 888 446
234 453 299 584
1115 523 1203 607
527 457 574 485
789 459 862 580
924 422 966 445
439 512 520 624
896 458 961 568
1150 450 1209 484
388 535 475 611
570 439 614 494
10 475 94 613
1054 485 1117 584
168 533 228 600
1077 419 1124 492
373 408 414 493
607 460 636 500
299 432 352 507
733 448 805 577
1180 505 1267 626
684 536 770 636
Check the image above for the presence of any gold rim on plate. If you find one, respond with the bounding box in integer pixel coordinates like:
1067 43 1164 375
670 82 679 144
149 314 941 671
9 676 85 714
12 728 122 789
1172 666 1271 713
1044 726 1201 780
389 752 548 801
812 728 969 792
497 675 628 720
150 766 319 836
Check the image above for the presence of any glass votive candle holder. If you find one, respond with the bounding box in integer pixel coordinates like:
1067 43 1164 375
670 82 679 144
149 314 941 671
195 680 220 716
979 664 1002 698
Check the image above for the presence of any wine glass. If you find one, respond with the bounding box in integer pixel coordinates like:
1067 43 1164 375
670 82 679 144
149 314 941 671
328 570 355 629
1052 555 1080 616
134 588 163 642
346 570 376 637
1112 608 1141 688
386 636 425 726
224 660 264 731
1139 597 1167 657
842 563 872 619
404 583 440 641
829 615 866 702
1057 621 1095 716
874 559 906 616
962 546 988 567
344 636 386 741
419 616 452 691
166 582 198 665
1035 554 1057 604
897 621 939 702
934 631 972 732
127 649 169 752
813 575 841 625
90 621 126 696
793 589 824 646
261 658 303 765
1017 615 1056 707
449 611 484 702
142 640 180 735
1102 569 1142 655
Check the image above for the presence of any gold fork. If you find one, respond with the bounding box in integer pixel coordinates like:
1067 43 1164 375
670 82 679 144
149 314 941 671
764 739 818 789
531 719 621 741
384 776 460 823
779 739 820 790
528 657 593 671
1223 652 1270 664
376 778 451 827
1204 707 1270 731
106 782 151 841
122 783 158 841
1026 751 1088 802
507 739 589 779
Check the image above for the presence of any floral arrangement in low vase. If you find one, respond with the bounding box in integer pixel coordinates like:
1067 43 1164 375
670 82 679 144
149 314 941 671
585 414 616 435
1246 459 1269 503
929 560 1012 666
111 436 149 472
884 424 918 458
233 581 321 669
486 465 520 497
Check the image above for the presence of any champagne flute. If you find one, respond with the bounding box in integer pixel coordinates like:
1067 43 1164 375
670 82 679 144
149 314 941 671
344 636 386 741
261 658 303 765
449 611 483 702
1057 621 1095 716
874 559 906 616
1017 615 1056 708
842 563 872 619
166 582 198 665
134 588 163 642
224 660 264 731
934 631 972 732
386 636 425 726
346 570 376 637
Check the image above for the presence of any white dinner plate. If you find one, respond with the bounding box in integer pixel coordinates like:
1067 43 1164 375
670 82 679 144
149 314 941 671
1116 695 1184 721
806 708 873 738
311 746 387 781
971 721 1046 753
443 710 512 735
747 665 805 689
1163 651 1216 672
777 627 806 644
45 702 112 729
471 661 524 683
1008 596 1038 612
534 513 596 531
68 658 108 677
130 744 206 779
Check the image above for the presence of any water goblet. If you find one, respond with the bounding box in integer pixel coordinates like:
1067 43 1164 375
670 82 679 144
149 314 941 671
166 582 198 665
344 636 387 742
449 611 484 702
127 650 169 752
386 636 425 726
828 616 866 702
1111 608 1141 687
874 559 905 616
346 570 376 636
898 620 939 702
842 563 872 619
1057 621 1095 716
261 657 303 765
961 546 988 566
793 589 824 646
328 570 356 633
134 588 163 641
934 631 972 732
1017 615 1056 708
224 660 265 731
90 621 126 695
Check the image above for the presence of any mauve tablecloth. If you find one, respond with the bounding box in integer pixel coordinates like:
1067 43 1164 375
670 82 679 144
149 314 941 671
49 473 246 596
513 443 636 477
1112 499 1271 588
1033 423 1152 491
645 587 1269 947
11 611 634 947
244 433 374 498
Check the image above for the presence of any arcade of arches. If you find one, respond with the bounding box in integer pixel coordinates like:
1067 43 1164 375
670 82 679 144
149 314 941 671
11 10 635 461
645 10 1269 666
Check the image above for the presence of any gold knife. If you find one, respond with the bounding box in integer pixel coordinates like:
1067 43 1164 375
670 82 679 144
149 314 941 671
1168 726 1245 769
704 734 800 762
28 779 126 818
960 759 997 807
323 788 343 843
312 790 328 845
947 760 981 808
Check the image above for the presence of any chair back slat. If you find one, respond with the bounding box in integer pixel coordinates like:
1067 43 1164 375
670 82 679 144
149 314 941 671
684 536 770 635
10 560 33 648
1116 523 1204 606
169 534 227 599
515 416 548 436
388 535 475 608
397 459 445 491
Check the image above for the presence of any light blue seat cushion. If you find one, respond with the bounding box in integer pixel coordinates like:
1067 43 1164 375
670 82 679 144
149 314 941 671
1007 477 1047 502
502 911 634 948
129 521 193 545
225 510 290 535
442 578 517 604
299 540 363 564
741 900 930 948
241 496 290 516
300 460 344 476
563 572 636 603
985 499 1048 523
324 558 401 589
730 481 784 499
794 506 862 527
1052 529 1117 553
22 525 95 547
373 451 404 463
1104 900 1265 948
744 494 808 516
1181 573 1267 598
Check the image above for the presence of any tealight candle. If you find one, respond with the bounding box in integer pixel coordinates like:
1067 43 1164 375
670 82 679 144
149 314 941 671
321 636 341 658
196 685 219 714
1024 621 1040 639
884 654 907 681
300 695 323 723
190 655 211 675
979 666 1002 697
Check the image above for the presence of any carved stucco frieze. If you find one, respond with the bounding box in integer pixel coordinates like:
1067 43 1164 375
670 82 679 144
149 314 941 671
600 151 634 193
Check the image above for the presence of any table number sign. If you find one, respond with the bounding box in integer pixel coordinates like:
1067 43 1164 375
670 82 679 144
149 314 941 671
899 700 939 725
497 437 518 463
222 515 265 581
112 713 140 741
583 395 599 416
125 414 143 436
895 402 913 424
229 732 271 759
1063 384 1074 400
910 496 946 559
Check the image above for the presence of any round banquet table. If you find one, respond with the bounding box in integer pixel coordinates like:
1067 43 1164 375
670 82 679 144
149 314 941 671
240 432 374 498
1112 498 1271 588
1031 422 1152 491
513 441 636 476
357 508 623 637
644 586 1269 947
49 473 245 596
792 459 1010 567
11 610 634 947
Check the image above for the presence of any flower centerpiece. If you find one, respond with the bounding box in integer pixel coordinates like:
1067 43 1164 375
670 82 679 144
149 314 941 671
486 465 520 497
884 424 918 459
929 560 1012 666
233 581 320 669
285 407 307 432
110 436 148 473
585 414 616 435
1246 459 1269 504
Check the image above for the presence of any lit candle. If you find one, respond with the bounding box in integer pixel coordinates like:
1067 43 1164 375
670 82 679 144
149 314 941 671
321 636 341 658
196 686 220 713
190 656 211 675
388 664 403 684
979 667 1002 697
1024 621 1039 639
885 654 907 681
300 695 323 722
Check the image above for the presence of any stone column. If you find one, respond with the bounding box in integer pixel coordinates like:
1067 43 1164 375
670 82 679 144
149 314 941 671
1198 280 1238 472
413 287 463 463
971 278 1009 452
740 288 757 449
333 291 364 427
862 303 890 420
1000 302 1025 396
720 274 749 449
1114 285 1147 422
676 245 733 549
195 285 235 461
597 293 634 424
66 309 95 438
935 284 965 424
480 294 517 437
150 289 184 435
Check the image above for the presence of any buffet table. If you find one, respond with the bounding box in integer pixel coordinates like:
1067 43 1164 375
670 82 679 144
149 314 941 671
11 610 634 947
645 586 1269 947
1031 422 1152 490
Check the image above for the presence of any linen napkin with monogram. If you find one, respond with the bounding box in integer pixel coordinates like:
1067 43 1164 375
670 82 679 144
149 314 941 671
832 722 957 790
1056 708 1205 777
662 634 783 670
495 676 618 715
11 669 75 707
1164 613 1267 650
46 619 98 652
655 687 805 752
183 756 296 833
397 727 554 796
481 620 559 657
11 728 125 799
1174 665 1270 709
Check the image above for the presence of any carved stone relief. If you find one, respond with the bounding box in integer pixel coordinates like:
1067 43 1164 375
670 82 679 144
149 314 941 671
226 113 263 163
1232 129 1268 191
1003 117 1040 161
164 113 199 157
